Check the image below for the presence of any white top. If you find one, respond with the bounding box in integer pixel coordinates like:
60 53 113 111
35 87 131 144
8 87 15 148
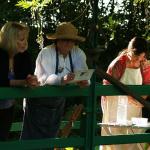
120 68 142 85
35 44 88 85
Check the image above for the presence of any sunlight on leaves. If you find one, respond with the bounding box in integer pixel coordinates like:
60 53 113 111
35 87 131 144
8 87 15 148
133 0 147 3
16 0 54 49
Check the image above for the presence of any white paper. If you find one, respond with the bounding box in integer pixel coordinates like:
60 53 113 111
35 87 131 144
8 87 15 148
131 117 148 126
69 69 94 83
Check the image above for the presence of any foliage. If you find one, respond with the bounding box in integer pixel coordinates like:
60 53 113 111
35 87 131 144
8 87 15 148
16 0 53 17
134 0 148 3
16 0 54 49
96 0 150 69
0 0 149 67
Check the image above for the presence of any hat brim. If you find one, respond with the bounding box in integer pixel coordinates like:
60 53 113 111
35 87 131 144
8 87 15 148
46 34 85 42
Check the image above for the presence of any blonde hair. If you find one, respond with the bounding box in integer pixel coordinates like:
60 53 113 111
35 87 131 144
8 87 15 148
0 21 29 55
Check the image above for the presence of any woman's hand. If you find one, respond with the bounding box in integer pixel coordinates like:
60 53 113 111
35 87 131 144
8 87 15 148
61 73 75 85
26 74 40 87
76 80 89 88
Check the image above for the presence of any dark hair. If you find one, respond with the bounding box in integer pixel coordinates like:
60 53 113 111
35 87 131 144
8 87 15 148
128 37 148 56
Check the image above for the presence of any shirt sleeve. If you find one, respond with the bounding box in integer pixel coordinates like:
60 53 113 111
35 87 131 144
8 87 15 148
103 55 127 85
72 47 91 85
73 47 88 71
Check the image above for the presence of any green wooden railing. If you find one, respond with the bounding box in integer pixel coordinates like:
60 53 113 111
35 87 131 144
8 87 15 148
0 83 150 150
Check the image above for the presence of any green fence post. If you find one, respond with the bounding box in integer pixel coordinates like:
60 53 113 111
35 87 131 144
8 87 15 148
77 94 89 150
81 72 97 150
90 72 97 150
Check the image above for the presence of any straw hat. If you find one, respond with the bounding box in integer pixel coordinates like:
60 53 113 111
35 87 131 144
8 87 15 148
46 22 85 42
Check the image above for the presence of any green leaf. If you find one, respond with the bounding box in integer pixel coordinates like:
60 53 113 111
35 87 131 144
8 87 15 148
16 0 33 9
133 0 145 3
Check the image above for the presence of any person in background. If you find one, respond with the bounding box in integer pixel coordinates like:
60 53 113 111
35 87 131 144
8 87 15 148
101 37 149 150
21 22 89 148
0 21 38 141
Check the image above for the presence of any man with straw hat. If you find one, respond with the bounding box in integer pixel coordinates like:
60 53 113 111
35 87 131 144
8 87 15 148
21 22 89 148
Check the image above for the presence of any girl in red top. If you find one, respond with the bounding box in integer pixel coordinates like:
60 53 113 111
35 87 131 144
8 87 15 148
101 37 149 150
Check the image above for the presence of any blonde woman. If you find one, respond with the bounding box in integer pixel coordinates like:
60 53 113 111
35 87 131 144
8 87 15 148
0 21 38 140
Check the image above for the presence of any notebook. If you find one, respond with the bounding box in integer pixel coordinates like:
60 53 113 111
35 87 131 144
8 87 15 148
69 69 94 83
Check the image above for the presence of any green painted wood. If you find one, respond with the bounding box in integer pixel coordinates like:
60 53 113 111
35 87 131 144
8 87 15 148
89 74 97 150
0 137 84 150
10 122 22 132
95 84 150 96
94 134 150 145
0 84 150 99
1 84 150 149
10 121 81 132
0 85 90 99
